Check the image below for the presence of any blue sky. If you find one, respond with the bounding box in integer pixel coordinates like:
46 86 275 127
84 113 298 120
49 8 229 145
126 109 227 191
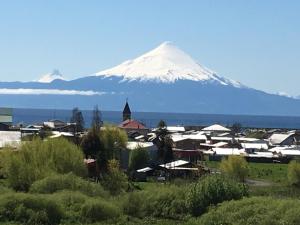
0 0 299 95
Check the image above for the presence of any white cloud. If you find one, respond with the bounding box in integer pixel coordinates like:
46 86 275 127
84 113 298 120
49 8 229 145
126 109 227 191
0 88 105 96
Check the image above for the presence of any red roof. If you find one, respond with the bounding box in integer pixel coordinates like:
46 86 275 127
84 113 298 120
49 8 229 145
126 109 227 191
118 119 146 129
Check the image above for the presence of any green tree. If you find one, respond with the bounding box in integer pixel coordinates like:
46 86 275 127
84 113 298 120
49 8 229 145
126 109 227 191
288 160 300 187
220 155 249 182
70 107 85 132
100 125 128 161
101 159 128 195
80 128 103 158
128 146 149 171
163 136 173 163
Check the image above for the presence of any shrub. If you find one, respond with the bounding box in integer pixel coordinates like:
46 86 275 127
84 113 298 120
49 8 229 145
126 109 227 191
80 199 121 222
123 185 188 220
4 138 87 191
220 155 249 182
123 191 148 218
186 175 248 216
51 191 89 223
0 193 63 225
30 173 108 197
128 146 149 171
101 160 128 195
288 160 300 187
191 197 300 225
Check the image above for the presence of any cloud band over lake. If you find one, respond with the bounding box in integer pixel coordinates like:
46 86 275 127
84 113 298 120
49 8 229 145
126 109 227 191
0 88 105 96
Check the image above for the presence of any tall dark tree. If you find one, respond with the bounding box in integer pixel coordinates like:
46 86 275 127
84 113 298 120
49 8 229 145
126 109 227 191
70 107 85 132
91 105 103 130
163 136 174 163
157 120 167 129
80 128 103 158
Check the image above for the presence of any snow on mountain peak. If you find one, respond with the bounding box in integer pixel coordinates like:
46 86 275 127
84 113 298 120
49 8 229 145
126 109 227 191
38 69 66 83
96 42 243 87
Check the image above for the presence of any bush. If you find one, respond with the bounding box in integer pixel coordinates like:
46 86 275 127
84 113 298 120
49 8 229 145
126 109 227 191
186 175 248 216
4 138 87 191
30 173 108 197
0 193 63 225
128 146 149 171
288 160 300 187
123 191 148 218
123 185 188 220
191 197 300 225
80 199 121 222
101 160 128 195
220 155 249 182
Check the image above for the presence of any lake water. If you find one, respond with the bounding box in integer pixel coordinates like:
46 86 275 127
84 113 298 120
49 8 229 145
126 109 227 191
12 108 300 129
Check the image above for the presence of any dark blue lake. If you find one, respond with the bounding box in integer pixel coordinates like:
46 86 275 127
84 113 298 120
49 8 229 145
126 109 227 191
11 108 300 129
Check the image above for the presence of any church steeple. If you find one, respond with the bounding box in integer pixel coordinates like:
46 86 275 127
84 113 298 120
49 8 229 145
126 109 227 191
123 100 131 121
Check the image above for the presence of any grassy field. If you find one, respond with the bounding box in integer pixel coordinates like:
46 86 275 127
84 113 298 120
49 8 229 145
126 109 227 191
205 160 288 183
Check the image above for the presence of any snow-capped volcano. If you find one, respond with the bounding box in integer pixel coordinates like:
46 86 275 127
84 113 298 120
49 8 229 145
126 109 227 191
38 69 66 83
96 42 242 87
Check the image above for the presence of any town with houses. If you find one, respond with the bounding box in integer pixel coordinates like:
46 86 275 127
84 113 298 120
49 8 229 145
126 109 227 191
1 102 300 180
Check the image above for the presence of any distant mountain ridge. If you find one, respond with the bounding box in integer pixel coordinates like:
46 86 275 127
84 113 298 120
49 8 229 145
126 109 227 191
0 42 299 116
37 69 66 83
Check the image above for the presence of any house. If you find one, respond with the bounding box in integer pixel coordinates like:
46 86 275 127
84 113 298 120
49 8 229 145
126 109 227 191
44 119 67 129
269 132 300 146
170 132 207 150
202 124 231 133
241 143 269 152
0 123 10 131
0 131 21 148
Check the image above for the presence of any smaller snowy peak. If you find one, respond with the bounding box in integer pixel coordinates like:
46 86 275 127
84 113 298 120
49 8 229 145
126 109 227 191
38 70 66 83
95 42 244 87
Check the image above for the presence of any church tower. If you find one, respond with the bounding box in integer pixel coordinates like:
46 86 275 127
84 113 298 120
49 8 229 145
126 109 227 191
122 100 131 121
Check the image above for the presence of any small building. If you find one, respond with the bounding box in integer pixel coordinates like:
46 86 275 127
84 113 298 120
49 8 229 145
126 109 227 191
0 131 21 148
0 108 12 130
269 132 300 146
202 124 231 136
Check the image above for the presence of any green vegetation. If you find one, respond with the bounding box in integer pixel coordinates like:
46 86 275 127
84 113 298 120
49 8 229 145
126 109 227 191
288 160 300 186
80 125 128 172
220 155 249 182
3 138 86 191
186 175 248 216
123 185 187 220
29 173 108 197
128 146 150 171
101 159 128 195
0 192 63 225
206 160 288 183
190 197 300 225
